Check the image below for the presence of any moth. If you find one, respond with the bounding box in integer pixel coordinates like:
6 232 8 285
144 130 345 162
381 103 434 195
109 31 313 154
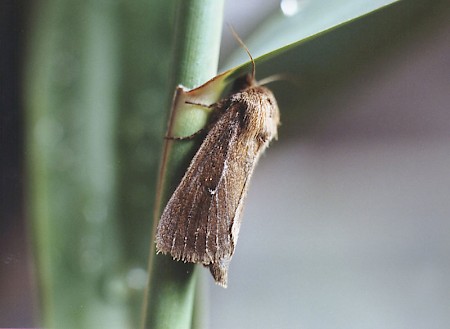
156 42 280 288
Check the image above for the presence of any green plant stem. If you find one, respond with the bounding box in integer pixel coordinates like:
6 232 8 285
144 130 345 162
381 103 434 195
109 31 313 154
141 1 224 329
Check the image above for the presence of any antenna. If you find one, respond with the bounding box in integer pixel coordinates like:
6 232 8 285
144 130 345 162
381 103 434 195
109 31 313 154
229 25 255 81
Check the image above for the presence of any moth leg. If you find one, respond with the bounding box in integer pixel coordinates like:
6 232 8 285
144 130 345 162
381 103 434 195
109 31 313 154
165 129 205 141
165 101 218 140
185 100 216 109
164 100 220 140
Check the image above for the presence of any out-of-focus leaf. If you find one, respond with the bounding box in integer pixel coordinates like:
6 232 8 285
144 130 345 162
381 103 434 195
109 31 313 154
224 0 399 69
221 0 448 137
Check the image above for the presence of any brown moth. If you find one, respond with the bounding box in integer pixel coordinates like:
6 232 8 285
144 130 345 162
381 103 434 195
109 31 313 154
156 41 280 288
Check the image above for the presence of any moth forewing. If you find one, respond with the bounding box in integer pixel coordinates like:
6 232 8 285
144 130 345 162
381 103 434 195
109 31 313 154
156 75 280 288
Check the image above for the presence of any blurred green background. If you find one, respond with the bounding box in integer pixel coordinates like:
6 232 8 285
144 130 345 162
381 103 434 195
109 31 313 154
1 0 449 328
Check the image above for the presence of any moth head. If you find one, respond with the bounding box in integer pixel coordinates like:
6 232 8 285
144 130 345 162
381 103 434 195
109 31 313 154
259 86 280 140
230 27 279 140
239 86 280 142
